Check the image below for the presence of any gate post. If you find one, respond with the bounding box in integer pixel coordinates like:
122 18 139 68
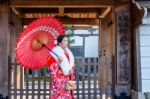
113 0 146 99
131 1 147 99
113 0 132 99
0 1 10 99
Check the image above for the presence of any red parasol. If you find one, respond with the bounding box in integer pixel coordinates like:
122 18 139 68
16 17 64 69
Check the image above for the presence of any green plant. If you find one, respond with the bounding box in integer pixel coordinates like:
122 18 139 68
64 25 75 46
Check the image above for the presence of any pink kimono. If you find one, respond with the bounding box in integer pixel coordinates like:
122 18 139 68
47 49 75 99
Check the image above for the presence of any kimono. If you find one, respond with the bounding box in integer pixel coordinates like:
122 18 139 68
47 46 75 99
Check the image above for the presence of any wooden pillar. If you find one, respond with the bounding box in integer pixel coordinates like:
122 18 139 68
10 8 23 90
112 0 132 99
131 1 144 92
111 1 146 99
0 1 10 98
98 9 113 98
130 1 147 99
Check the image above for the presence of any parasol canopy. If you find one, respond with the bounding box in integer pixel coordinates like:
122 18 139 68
16 17 64 69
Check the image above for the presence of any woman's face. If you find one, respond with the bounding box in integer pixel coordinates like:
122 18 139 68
59 37 68 49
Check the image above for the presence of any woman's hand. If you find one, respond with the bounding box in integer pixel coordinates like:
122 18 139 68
68 81 75 86
58 56 63 64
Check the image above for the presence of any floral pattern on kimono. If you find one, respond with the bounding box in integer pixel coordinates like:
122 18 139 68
47 51 75 99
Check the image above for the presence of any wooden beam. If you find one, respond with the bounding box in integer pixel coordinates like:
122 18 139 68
23 18 99 25
21 8 103 19
99 7 111 18
21 8 58 13
11 7 23 17
23 13 99 19
24 13 59 18
72 26 98 32
21 8 102 14
100 7 111 18
65 8 100 13
72 26 92 30
131 1 146 27
10 0 113 8
59 7 64 16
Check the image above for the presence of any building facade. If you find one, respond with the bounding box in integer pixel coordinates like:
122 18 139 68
0 0 148 99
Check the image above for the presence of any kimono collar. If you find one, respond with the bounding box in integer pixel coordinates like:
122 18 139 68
50 45 75 75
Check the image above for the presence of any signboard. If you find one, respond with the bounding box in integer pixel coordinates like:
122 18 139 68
117 12 131 84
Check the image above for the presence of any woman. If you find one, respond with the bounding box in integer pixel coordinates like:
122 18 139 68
47 35 76 99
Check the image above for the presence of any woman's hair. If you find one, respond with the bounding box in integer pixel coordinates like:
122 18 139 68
57 35 67 45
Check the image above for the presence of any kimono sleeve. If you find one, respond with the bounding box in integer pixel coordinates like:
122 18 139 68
47 55 56 66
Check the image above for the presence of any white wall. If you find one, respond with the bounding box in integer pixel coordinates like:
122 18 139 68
85 36 98 57
140 25 150 92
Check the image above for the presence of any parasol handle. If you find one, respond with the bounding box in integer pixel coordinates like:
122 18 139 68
36 39 59 58
42 44 59 58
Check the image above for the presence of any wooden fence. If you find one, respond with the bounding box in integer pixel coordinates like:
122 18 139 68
8 57 111 99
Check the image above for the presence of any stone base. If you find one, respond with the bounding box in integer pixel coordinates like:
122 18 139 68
131 90 150 99
0 94 8 99
114 92 131 99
